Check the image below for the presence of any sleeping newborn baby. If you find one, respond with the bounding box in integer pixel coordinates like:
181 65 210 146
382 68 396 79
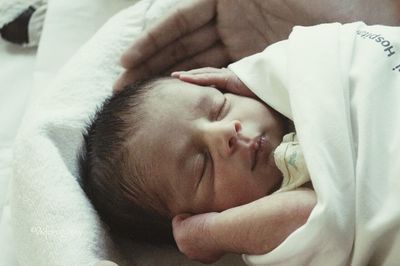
79 68 316 264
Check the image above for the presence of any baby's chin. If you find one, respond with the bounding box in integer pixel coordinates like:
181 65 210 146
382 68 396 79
257 150 283 195
268 174 284 195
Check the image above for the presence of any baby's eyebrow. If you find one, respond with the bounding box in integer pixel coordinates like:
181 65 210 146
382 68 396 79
190 93 212 117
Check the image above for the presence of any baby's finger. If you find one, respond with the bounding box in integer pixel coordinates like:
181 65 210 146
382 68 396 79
181 67 222 75
179 72 229 88
172 69 213 78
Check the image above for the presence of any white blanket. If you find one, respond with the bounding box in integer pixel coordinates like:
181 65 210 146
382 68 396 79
229 22 400 265
0 37 36 266
10 0 244 265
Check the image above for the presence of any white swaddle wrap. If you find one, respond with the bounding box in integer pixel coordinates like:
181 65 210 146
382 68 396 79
229 22 400 266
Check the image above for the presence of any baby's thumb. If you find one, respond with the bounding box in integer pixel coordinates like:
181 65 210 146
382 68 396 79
172 213 192 229
172 213 195 252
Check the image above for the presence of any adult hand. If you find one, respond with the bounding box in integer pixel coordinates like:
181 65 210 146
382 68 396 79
172 212 224 264
115 0 290 90
115 0 399 90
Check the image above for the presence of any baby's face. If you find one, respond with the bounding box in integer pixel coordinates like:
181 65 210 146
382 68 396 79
134 78 287 216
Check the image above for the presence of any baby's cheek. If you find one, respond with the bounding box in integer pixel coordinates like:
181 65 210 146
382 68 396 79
267 163 284 194
214 177 263 209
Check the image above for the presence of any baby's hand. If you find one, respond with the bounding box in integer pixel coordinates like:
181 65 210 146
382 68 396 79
171 67 255 97
174 190 316 263
172 212 224 264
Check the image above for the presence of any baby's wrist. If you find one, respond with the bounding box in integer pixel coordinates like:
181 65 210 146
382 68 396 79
203 213 228 252
208 210 248 255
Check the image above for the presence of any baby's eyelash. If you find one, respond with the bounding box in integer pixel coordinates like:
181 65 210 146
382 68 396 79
215 97 227 120
196 152 208 187
201 152 208 178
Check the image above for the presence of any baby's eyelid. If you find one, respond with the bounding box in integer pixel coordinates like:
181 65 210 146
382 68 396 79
198 151 208 186
215 97 228 120
202 151 213 182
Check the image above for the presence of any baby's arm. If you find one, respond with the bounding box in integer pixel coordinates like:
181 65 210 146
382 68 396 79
172 189 316 264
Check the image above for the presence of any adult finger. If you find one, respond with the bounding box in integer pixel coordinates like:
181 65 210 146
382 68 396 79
167 42 231 74
121 0 216 69
113 67 151 92
114 34 219 91
132 22 219 79
114 43 229 92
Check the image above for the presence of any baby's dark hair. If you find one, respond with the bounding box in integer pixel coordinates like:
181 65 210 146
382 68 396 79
78 77 175 246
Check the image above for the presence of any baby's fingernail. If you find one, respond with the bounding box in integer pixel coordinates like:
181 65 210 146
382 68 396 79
171 71 182 77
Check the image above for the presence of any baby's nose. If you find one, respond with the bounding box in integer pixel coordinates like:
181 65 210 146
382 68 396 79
210 120 242 157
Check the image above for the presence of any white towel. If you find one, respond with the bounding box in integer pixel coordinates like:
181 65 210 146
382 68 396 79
10 0 246 264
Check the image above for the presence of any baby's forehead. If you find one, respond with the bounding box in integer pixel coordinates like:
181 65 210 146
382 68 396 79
152 77 184 89
152 77 220 95
152 80 220 110
146 78 179 101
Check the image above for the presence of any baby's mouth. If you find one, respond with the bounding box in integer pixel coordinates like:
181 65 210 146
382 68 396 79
251 135 268 171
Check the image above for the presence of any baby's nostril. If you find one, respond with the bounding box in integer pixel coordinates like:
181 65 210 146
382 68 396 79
234 121 241 132
228 137 236 149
